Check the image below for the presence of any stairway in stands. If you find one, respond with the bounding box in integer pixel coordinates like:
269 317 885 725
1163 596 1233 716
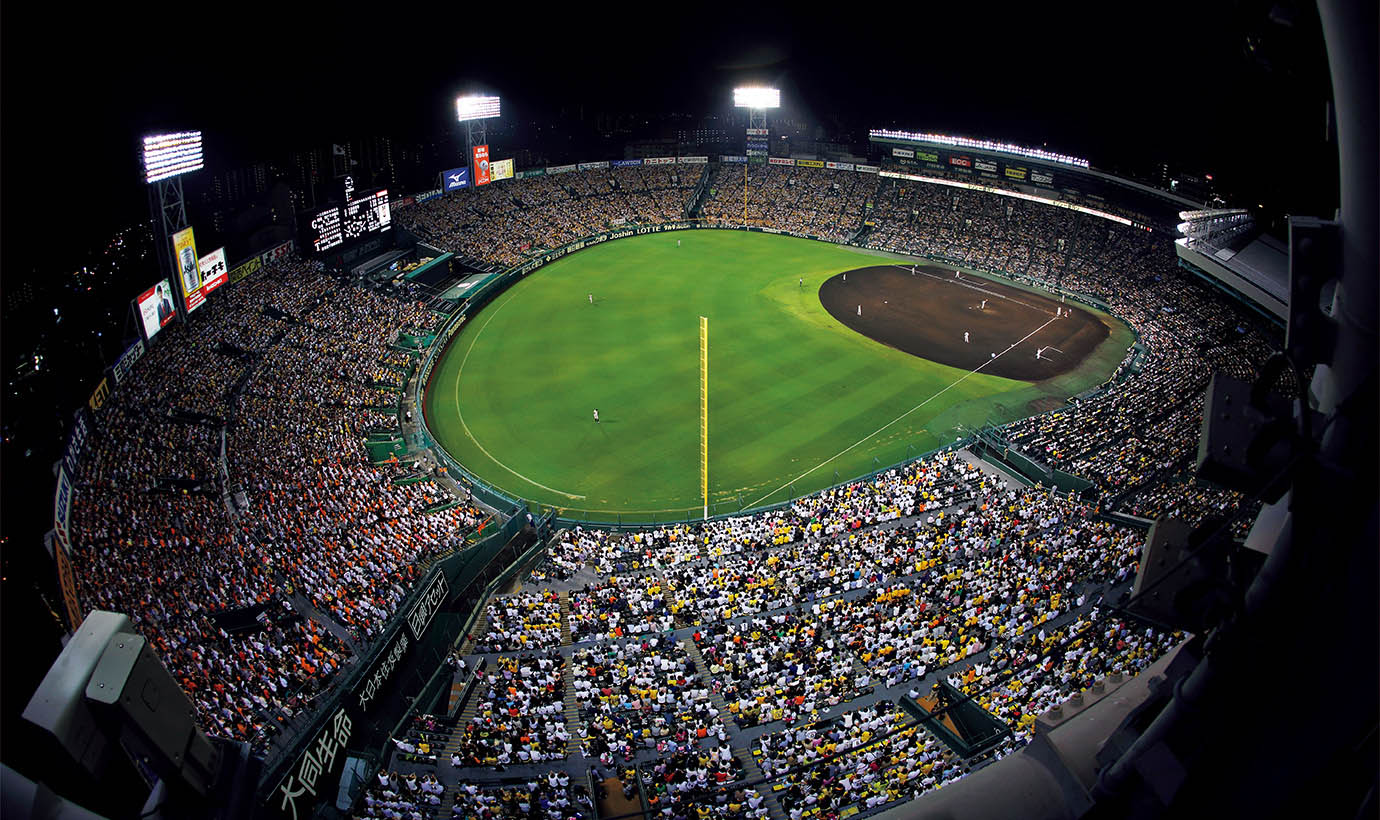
559 591 574 646
561 650 583 760
735 747 787 820
679 638 730 719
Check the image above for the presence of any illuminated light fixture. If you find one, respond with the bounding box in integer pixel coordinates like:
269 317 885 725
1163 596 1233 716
142 131 203 183
733 87 780 109
456 95 501 122
870 129 1090 169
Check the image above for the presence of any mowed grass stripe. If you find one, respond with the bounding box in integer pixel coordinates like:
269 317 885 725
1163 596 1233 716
427 231 1063 514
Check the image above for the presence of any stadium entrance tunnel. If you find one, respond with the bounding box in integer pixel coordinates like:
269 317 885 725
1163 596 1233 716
818 264 1110 381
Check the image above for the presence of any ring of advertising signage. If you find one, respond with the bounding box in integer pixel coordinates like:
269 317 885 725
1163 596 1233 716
137 279 177 340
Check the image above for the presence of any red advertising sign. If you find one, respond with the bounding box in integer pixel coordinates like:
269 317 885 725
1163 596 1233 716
473 144 491 186
949 156 972 168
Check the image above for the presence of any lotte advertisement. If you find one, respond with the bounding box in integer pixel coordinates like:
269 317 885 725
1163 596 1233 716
473 144 491 186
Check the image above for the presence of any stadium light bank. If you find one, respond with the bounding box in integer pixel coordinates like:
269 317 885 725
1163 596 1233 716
733 86 781 109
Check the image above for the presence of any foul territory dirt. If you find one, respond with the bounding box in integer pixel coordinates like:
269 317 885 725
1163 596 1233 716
818 264 1110 381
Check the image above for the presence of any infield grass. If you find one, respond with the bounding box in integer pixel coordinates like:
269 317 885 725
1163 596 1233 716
424 230 1125 521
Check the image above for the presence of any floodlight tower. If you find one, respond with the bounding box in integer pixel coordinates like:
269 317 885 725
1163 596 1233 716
733 87 780 226
141 131 204 323
456 95 501 192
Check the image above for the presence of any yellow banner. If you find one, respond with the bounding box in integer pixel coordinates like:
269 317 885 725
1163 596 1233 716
796 159 825 168
88 377 110 412
172 227 201 301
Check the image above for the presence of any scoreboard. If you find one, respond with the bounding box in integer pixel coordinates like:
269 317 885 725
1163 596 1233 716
342 189 391 241
304 189 391 254
309 207 343 252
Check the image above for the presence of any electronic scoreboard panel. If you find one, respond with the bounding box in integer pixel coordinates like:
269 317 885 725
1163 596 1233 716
341 189 391 241
303 189 390 255
308 207 344 253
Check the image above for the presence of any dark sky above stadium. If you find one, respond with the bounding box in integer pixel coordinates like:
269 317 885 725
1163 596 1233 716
3 0 1334 258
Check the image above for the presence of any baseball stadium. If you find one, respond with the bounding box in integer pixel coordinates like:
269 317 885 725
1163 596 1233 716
7 11 1377 820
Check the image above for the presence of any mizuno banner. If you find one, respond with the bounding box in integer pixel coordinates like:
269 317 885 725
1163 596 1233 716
443 167 470 191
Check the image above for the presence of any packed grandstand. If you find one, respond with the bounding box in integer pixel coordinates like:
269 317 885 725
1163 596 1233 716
60 156 1285 819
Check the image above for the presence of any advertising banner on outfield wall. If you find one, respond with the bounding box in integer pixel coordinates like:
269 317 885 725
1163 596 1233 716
88 377 110 412
53 466 73 556
171 227 202 310
198 247 229 302
721 155 748 163
796 159 824 168
61 409 89 480
768 157 795 166
826 161 855 170
975 159 998 173
916 151 939 163
611 159 643 167
473 145 491 186
1004 166 1028 181
892 147 914 158
272 707 355 820
745 128 769 136
546 164 576 175
136 279 177 341
54 532 82 630
443 167 470 191
678 156 708 164
111 339 145 386
415 189 444 204
262 240 295 265
645 157 676 166
578 161 610 171
856 164 879 174
228 256 262 286
515 168 546 178
949 155 972 168
1031 171 1054 186
490 159 514 181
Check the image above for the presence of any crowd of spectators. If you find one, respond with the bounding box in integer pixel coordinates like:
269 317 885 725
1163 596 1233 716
397 165 701 268
454 651 571 766
640 746 758 819
449 777 593 820
478 589 564 652
69 258 484 750
756 700 963 817
701 165 872 241
570 635 725 765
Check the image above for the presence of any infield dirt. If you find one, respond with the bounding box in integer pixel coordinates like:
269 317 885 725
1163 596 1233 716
819 264 1110 381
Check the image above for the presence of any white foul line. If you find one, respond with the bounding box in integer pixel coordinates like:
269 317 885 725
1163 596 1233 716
892 264 1053 314
744 313 1059 509
452 290 587 500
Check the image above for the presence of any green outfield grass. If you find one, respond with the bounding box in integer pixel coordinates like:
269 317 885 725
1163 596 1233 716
424 230 1128 520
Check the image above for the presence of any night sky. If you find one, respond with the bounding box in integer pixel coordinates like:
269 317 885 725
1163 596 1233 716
3 0 1336 266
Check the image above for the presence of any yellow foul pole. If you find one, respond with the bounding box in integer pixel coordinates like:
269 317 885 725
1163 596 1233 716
700 316 708 520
